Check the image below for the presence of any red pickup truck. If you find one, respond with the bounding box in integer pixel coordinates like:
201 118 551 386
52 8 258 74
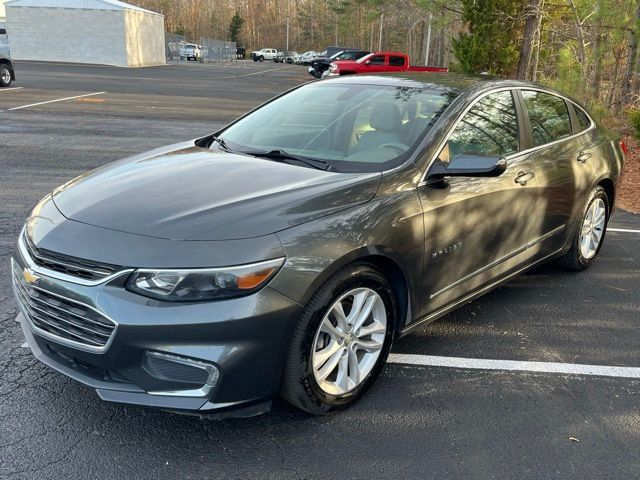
328 51 448 76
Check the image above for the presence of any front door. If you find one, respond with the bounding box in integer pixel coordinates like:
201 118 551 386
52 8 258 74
417 90 539 316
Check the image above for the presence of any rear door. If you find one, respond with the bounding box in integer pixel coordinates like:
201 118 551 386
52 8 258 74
388 55 407 72
418 90 539 315
516 89 594 256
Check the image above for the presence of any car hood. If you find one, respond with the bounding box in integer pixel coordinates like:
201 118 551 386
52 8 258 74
52 144 381 241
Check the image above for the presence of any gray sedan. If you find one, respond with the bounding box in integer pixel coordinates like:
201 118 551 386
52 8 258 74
12 73 625 416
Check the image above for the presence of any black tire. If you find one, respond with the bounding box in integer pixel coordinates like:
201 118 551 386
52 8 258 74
557 185 609 271
258 56 264 62
0 65 11 87
281 263 396 415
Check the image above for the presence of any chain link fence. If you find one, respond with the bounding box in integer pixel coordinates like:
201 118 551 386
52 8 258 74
165 34 237 63
165 32 186 63
200 38 236 63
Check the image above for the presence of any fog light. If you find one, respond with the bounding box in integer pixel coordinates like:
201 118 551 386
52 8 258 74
143 351 219 398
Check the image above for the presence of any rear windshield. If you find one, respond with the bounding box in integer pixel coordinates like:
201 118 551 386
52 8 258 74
219 82 459 172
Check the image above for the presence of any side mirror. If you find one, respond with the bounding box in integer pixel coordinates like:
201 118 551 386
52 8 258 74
365 60 371 65
0 29 6 35
427 155 507 180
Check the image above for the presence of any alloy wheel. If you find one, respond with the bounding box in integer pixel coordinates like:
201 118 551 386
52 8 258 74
1 67 10 85
580 198 606 260
311 287 387 396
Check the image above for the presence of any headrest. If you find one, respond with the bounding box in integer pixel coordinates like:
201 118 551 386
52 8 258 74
370 102 401 132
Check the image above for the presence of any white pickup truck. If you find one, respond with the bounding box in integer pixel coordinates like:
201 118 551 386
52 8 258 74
250 48 278 62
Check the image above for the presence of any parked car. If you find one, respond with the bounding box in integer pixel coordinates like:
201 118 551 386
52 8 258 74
274 51 297 63
251 48 278 62
0 29 14 88
179 44 203 61
13 73 624 418
303 51 324 65
329 51 448 75
293 51 314 64
309 50 370 78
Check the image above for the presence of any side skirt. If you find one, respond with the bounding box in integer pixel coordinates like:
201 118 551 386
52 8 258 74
400 247 564 337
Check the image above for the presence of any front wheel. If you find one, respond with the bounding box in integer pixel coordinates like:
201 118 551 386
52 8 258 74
0 65 11 87
258 56 264 62
557 185 609 271
281 263 395 415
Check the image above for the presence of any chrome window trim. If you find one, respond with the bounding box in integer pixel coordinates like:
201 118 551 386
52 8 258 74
18 228 133 287
11 257 119 354
418 86 597 186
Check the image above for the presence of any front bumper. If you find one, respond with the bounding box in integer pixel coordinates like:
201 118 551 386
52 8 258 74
12 244 302 416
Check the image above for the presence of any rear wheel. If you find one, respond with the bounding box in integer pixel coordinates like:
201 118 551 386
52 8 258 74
0 64 12 87
281 263 395 415
558 186 609 271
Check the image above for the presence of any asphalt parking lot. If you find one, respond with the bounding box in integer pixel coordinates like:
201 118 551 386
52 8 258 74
1 61 639 480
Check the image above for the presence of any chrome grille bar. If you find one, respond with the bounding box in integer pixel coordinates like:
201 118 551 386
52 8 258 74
12 259 117 352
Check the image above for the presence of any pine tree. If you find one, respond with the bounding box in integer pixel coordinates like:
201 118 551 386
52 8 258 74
229 12 244 46
452 0 524 76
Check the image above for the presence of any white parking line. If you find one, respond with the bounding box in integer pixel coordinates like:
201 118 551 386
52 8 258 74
218 66 289 79
0 87 24 93
608 227 640 233
388 353 640 379
3 91 106 111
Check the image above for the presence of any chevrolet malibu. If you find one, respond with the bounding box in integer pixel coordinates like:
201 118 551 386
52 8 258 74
12 73 625 417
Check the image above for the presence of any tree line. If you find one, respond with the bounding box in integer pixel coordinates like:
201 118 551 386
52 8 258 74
131 0 640 122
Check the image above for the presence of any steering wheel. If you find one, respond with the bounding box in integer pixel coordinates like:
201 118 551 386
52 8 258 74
378 142 409 153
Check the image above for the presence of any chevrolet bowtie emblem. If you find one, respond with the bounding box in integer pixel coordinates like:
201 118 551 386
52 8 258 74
23 268 40 285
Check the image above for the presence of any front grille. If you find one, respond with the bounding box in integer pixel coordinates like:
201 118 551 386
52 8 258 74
23 232 123 281
12 264 116 349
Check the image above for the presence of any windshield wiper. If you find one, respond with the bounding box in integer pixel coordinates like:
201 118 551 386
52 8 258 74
211 136 231 152
245 149 334 171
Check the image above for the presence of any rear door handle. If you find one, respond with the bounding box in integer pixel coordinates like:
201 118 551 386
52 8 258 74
514 171 535 186
577 151 592 163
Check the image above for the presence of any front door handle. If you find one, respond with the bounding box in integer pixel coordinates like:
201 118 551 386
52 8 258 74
514 171 535 186
577 151 592 163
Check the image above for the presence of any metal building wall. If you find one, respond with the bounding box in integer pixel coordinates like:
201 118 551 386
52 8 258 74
124 9 165 67
6 6 128 65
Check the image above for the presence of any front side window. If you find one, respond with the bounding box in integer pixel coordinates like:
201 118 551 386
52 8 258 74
522 91 572 146
219 83 458 172
442 91 519 161
369 55 386 65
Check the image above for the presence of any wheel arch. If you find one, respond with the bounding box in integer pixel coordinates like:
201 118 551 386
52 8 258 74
296 247 413 334
597 177 615 212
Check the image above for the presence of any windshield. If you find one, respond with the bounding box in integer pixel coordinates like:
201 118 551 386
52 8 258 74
218 82 458 173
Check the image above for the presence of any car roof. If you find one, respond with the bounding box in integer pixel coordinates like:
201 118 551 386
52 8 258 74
321 72 549 97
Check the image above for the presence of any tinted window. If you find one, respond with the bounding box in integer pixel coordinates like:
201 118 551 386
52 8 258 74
444 91 519 159
574 105 592 131
522 91 572 146
369 55 385 65
389 56 405 67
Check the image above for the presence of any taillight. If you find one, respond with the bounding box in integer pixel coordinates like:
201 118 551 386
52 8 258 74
620 140 629 155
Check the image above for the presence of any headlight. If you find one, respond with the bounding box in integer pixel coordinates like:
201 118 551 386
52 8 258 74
126 258 285 302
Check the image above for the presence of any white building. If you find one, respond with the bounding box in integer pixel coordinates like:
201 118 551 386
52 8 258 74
5 0 166 67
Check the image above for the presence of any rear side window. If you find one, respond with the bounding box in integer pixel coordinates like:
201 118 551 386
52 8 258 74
369 55 385 65
444 91 520 159
522 91 572 146
389 56 405 67
573 105 592 131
